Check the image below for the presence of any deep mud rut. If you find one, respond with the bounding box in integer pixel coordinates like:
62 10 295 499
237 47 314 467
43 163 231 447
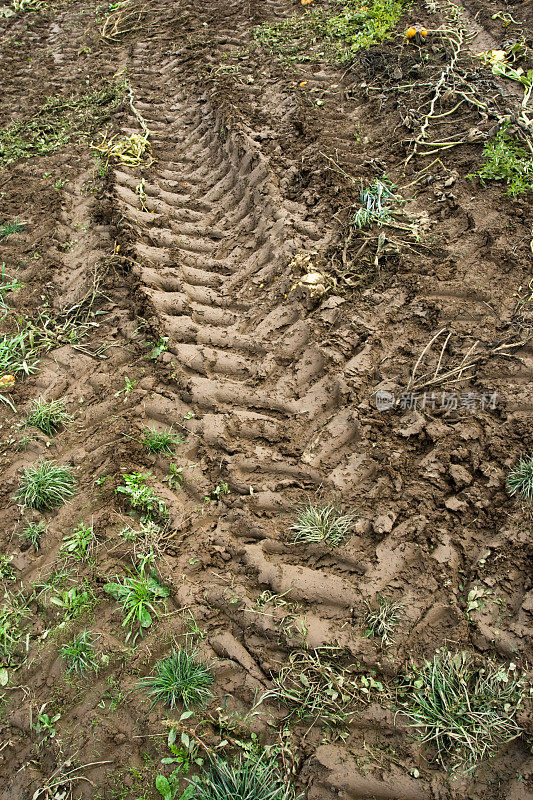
0 0 532 798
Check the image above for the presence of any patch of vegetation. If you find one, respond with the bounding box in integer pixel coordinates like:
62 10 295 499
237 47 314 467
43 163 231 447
17 520 46 552
364 595 403 645
254 0 405 63
191 754 297 800
141 424 184 454
141 647 214 710
352 178 402 229
0 263 23 312
0 328 40 376
104 566 169 643
291 504 354 547
0 81 126 167
60 629 99 675
470 124 533 196
116 472 168 521
61 522 95 561
0 220 25 240
25 397 72 436
14 459 76 510
0 594 28 666
506 450 533 503
50 584 97 624
397 650 525 771
0 555 15 581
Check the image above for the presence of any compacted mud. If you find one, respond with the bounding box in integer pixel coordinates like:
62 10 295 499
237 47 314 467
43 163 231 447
0 0 532 798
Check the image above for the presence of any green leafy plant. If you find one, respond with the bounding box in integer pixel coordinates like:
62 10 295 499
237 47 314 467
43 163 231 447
0 593 28 665
506 450 533 503
191 754 296 800
116 472 168 520
17 520 46 552
104 567 169 643
61 522 95 560
0 220 25 240
254 0 404 63
141 647 214 710
14 459 76 509
146 336 169 360
25 397 72 436
0 327 39 376
205 482 229 502
163 463 185 490
291 504 354 547
141 425 184 454
49 585 97 624
364 595 404 645
470 125 533 196
33 704 61 741
353 178 402 229
60 629 99 675
397 649 525 771
0 555 15 581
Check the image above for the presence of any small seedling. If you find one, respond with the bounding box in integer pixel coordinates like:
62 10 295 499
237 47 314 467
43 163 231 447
0 220 25 240
104 566 169 643
141 647 214 710
205 482 229 502
506 451 533 503
114 375 137 400
49 585 97 624
116 472 168 520
291 504 354 547
60 629 99 675
25 397 72 436
33 705 60 741
163 463 184 490
397 649 525 771
14 459 76 509
364 596 404 645
0 263 23 311
0 555 15 581
61 522 95 561
17 520 46 552
141 424 183 454
146 336 169 360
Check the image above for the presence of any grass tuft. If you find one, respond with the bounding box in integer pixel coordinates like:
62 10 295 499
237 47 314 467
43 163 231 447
364 595 403 646
14 459 76 509
61 522 95 561
60 629 99 675
291 504 354 547
17 520 46 552
0 220 26 240
506 451 533 503
25 397 72 436
398 649 525 771
0 555 16 581
141 424 183 454
141 646 214 710
192 755 297 800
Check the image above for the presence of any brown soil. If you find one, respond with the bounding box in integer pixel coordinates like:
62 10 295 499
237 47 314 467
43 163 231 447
0 0 532 798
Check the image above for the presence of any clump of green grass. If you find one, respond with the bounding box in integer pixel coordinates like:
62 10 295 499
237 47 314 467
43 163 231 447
0 220 26 240
397 650 525 771
49 584 97 624
17 520 46 552
25 397 72 436
60 630 99 675
0 82 126 167
191 755 296 800
116 472 168 520
0 263 23 312
0 555 16 581
104 567 169 643
291 504 354 547
254 0 404 63
470 124 533 196
0 593 28 665
141 424 183 454
506 451 533 503
61 522 95 561
141 647 214 710
14 459 76 510
364 595 404 646
0 327 39 376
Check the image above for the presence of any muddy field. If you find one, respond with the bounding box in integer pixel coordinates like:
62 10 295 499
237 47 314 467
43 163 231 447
0 0 532 798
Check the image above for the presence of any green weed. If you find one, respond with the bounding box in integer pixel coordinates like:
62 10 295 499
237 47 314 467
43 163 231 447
364 595 403 645
60 629 99 675
141 647 214 710
49 584 97 624
291 504 353 547
14 459 76 509
506 451 533 503
141 424 184 454
17 520 46 552
397 649 525 771
0 327 40 376
353 178 402 229
0 593 28 665
163 463 184 490
61 522 95 561
104 567 169 643
25 397 72 436
191 754 296 800
33 704 60 741
470 124 533 196
0 263 23 312
116 472 168 520
254 0 404 63
0 220 25 240
0 555 15 581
